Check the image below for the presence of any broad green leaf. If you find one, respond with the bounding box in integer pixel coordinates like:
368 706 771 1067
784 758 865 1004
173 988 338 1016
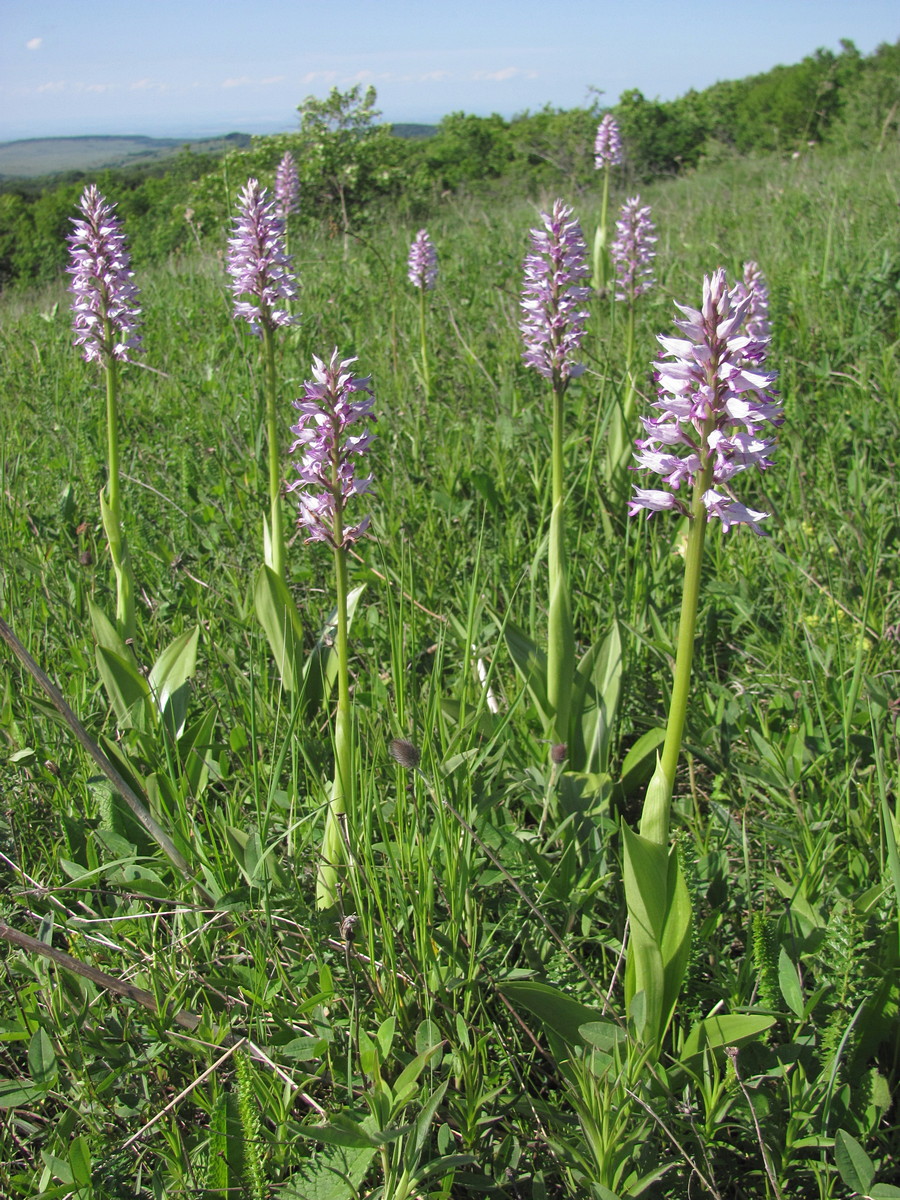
578 1021 627 1053
500 980 604 1047
778 947 804 1017
67 1136 91 1188
616 727 667 799
394 1040 443 1100
89 600 129 659
622 826 692 1046
27 1027 57 1088
413 1079 448 1157
180 705 218 797
870 1186 900 1198
254 564 304 692
503 620 551 728
572 621 622 775
375 1016 395 1063
94 644 152 731
834 1128 874 1194
0 1078 45 1107
682 1014 776 1063
295 1114 384 1149
148 626 199 738
281 1142 376 1199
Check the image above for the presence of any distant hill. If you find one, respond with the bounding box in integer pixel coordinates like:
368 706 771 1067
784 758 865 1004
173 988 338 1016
0 133 253 179
389 124 437 140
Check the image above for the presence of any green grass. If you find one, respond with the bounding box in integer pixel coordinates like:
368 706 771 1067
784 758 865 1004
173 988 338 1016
0 144 899 1199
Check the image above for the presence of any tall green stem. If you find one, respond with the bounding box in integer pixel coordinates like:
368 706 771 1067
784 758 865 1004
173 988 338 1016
418 286 430 403
640 448 714 846
592 166 612 294
100 327 135 641
317 502 352 910
262 325 285 582
547 378 574 745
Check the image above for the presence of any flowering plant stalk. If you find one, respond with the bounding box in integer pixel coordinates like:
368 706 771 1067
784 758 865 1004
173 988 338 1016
520 200 591 746
68 185 143 640
408 229 438 402
227 178 299 583
623 268 781 1049
605 196 657 514
288 351 375 909
591 113 624 295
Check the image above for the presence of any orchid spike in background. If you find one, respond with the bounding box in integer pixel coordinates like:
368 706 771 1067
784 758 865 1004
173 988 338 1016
629 267 782 531
520 199 591 384
738 260 772 355
288 350 376 547
274 151 300 221
68 185 143 366
594 113 624 169
610 195 657 303
408 228 438 291
227 178 298 336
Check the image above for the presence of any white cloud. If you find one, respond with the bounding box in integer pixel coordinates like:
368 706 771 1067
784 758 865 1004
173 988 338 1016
36 80 65 93
260 75 285 86
473 67 520 82
26 37 42 51
221 75 253 89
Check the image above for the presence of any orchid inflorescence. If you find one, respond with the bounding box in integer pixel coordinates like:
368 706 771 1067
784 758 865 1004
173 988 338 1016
737 260 771 355
288 350 376 547
610 196 657 303
408 229 438 291
629 268 782 533
227 178 298 336
594 113 624 170
274 151 300 221
520 200 591 383
68 185 143 365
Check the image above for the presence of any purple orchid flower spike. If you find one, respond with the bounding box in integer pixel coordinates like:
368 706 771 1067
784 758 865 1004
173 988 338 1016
520 199 591 384
287 350 376 547
408 229 438 291
227 178 298 337
68 185 143 365
629 267 782 533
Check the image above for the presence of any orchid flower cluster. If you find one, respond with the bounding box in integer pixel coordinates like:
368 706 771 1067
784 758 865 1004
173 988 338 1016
68 185 143 366
520 200 591 383
629 268 782 533
274 151 300 221
594 113 624 170
737 260 771 354
227 178 298 336
288 351 376 548
408 229 438 291
610 196 657 303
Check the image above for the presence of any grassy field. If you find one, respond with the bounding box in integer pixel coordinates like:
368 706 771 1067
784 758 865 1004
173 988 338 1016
0 143 899 1199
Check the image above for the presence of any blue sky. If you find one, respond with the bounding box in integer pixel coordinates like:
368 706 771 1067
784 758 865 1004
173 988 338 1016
1 0 898 143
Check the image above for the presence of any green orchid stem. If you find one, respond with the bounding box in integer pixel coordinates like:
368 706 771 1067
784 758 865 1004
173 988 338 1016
547 376 574 746
262 324 285 582
592 166 612 294
317 511 352 910
418 286 430 402
640 456 714 846
101 329 135 641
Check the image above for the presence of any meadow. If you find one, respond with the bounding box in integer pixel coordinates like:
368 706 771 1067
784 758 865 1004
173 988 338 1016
0 136 899 1200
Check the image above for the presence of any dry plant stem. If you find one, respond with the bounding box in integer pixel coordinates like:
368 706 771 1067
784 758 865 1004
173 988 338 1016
0 615 214 905
121 1038 246 1151
0 920 220 1039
